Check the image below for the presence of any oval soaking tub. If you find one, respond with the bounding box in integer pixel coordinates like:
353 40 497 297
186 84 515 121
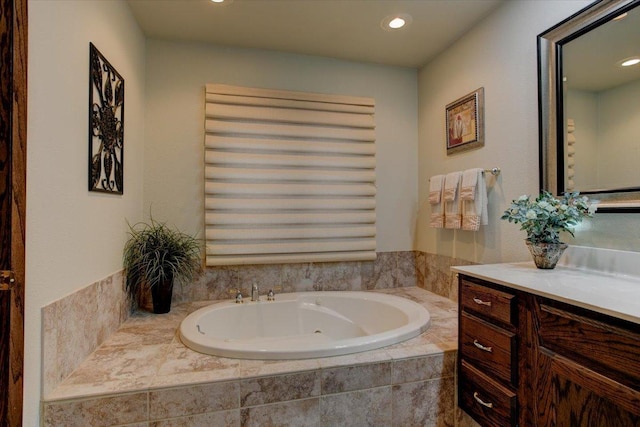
179 291 431 359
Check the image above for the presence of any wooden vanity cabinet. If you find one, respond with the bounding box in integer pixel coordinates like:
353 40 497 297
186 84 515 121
458 274 640 427
457 276 520 426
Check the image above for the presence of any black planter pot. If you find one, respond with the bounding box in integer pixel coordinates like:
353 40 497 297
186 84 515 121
151 278 174 314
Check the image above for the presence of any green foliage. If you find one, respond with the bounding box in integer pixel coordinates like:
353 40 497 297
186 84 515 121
122 218 201 293
501 191 595 244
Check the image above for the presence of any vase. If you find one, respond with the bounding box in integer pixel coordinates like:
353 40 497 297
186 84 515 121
525 241 568 269
151 277 174 314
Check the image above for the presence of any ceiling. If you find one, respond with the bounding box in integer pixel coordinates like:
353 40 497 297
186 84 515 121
127 0 504 69
563 5 640 92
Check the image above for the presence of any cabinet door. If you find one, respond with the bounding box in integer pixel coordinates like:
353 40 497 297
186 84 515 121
537 349 640 427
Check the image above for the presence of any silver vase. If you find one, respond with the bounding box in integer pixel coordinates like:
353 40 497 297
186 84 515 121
525 241 568 269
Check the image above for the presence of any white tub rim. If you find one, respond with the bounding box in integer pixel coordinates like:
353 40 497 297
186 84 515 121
179 290 431 360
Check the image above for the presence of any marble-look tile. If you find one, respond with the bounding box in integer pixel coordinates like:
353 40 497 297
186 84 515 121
42 392 148 427
239 358 321 378
42 302 60 398
101 321 178 348
320 387 392 427
241 398 321 427
48 377 153 402
395 251 417 287
428 317 459 343
43 271 131 397
317 348 391 369
115 423 149 427
236 264 283 293
321 361 391 394
361 252 394 290
311 261 361 291
149 409 240 427
386 339 455 360
416 251 427 289
149 381 239 420
48 343 167 400
421 252 476 301
392 351 456 384
151 342 240 388
240 371 321 407
55 283 100 387
392 377 455 427
280 262 315 292
189 266 238 301
96 271 128 344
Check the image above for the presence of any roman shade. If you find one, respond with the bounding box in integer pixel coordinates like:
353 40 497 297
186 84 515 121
204 84 376 266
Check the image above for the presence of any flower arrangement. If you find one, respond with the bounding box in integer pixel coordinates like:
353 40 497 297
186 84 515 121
501 191 595 244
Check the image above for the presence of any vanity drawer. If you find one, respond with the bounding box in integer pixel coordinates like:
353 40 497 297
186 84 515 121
460 312 516 386
460 359 517 427
460 278 515 326
537 302 640 389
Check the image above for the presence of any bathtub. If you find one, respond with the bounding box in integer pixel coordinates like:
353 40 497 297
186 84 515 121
179 291 431 359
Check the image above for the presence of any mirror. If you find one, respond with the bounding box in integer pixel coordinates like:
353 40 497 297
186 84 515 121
538 0 640 213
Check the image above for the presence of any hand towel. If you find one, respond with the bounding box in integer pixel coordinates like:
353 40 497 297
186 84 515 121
460 168 482 201
567 145 576 156
444 172 462 229
429 175 445 228
462 169 488 231
443 172 461 201
429 175 444 204
567 133 576 144
567 156 575 167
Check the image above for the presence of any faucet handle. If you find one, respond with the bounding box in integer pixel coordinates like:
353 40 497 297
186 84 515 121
267 289 275 301
234 290 243 303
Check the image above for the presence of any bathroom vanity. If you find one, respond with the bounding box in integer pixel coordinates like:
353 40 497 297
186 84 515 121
453 253 640 427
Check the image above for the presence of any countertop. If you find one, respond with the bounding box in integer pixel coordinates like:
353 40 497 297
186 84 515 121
452 261 640 324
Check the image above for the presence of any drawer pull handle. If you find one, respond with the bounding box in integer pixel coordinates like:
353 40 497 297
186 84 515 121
473 392 494 409
473 340 493 352
473 297 492 307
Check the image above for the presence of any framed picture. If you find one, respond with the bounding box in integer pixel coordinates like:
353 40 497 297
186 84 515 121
445 87 484 155
89 42 124 194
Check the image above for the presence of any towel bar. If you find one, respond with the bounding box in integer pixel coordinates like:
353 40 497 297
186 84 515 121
429 168 500 181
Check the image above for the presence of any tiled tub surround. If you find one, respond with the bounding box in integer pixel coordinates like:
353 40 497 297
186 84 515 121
175 251 420 304
42 270 130 396
42 287 458 426
177 250 468 304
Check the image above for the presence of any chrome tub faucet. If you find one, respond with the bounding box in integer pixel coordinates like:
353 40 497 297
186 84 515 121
251 283 260 302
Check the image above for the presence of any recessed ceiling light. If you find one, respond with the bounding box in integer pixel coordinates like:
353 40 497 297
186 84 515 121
619 57 640 67
388 17 406 29
210 0 234 4
381 14 412 31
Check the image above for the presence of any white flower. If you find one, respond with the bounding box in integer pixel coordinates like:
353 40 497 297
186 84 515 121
525 209 537 219
518 195 529 202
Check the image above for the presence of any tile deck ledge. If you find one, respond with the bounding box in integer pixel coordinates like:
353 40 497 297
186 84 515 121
44 287 458 403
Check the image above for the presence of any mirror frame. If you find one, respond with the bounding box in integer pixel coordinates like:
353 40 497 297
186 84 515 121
538 0 640 213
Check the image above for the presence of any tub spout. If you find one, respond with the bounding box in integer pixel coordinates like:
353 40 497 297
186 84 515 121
251 283 260 302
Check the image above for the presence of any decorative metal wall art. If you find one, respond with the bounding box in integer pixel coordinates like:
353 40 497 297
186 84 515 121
89 43 124 194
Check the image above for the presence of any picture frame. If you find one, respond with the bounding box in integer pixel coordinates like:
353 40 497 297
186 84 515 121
89 42 124 194
445 87 484 155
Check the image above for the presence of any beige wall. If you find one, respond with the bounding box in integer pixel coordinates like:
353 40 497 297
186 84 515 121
27 1 145 424
415 0 601 264
144 39 418 252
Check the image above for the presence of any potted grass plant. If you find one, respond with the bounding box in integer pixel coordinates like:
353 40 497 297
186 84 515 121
501 191 595 269
123 218 201 313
